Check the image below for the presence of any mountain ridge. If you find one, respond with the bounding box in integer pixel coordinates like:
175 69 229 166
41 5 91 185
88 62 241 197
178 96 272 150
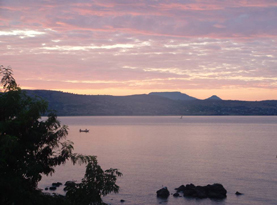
149 91 197 101
24 89 277 116
205 95 222 101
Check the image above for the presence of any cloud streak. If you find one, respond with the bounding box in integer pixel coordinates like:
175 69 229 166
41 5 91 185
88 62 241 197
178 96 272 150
1 0 277 100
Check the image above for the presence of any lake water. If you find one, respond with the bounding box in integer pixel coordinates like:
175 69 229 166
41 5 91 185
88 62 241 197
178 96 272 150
38 116 277 205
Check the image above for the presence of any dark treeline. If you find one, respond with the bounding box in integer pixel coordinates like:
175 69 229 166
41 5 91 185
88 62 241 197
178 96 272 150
25 90 277 116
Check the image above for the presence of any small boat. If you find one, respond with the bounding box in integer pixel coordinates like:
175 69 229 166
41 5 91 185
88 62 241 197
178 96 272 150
79 129 89 133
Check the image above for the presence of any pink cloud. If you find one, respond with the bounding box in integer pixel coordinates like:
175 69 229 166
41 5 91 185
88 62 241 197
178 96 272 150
2 0 277 39
1 0 277 100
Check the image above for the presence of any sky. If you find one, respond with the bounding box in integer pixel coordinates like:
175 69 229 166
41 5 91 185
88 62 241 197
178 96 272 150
1 0 277 101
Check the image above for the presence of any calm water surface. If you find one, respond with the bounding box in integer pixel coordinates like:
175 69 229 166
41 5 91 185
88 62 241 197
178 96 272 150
39 116 277 205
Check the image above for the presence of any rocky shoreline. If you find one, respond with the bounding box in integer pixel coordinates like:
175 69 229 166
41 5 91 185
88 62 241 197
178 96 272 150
45 181 244 203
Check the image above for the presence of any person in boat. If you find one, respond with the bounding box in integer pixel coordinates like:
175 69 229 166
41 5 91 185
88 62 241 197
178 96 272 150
80 129 89 132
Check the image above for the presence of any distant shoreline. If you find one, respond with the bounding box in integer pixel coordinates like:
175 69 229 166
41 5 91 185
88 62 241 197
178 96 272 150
25 90 277 116
59 114 277 116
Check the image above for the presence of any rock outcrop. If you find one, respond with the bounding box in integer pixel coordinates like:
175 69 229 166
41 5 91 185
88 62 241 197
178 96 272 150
156 187 170 198
52 182 62 187
175 183 227 199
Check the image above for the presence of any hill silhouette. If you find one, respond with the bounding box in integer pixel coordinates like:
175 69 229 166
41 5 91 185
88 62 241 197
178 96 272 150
25 90 277 116
149 92 197 101
205 95 222 101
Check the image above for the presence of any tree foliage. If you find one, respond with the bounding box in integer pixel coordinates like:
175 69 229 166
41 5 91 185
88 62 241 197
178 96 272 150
0 65 122 205
0 65 18 92
65 157 122 205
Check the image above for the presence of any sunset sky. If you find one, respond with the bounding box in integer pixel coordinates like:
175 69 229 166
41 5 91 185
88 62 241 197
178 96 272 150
1 0 277 101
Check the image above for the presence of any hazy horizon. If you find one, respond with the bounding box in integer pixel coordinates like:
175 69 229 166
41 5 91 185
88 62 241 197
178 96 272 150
22 88 277 101
1 0 277 101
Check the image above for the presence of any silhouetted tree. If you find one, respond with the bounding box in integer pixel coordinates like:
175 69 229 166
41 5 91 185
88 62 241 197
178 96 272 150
0 65 121 205
65 157 122 205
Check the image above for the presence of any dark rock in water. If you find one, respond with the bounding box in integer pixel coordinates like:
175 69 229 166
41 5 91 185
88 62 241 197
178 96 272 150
52 182 62 187
120 199 125 202
45 187 48 191
186 183 196 190
235 191 243 195
175 185 186 192
49 186 57 191
195 186 208 198
173 193 180 197
56 182 62 186
156 187 170 198
205 184 227 199
183 188 197 197
175 183 227 199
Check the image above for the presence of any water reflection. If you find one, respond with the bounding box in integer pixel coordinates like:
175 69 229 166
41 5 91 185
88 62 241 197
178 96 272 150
39 116 277 205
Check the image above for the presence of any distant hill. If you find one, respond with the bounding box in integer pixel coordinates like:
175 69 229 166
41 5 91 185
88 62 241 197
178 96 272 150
205 95 222 101
24 90 277 116
25 90 183 116
149 92 197 101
